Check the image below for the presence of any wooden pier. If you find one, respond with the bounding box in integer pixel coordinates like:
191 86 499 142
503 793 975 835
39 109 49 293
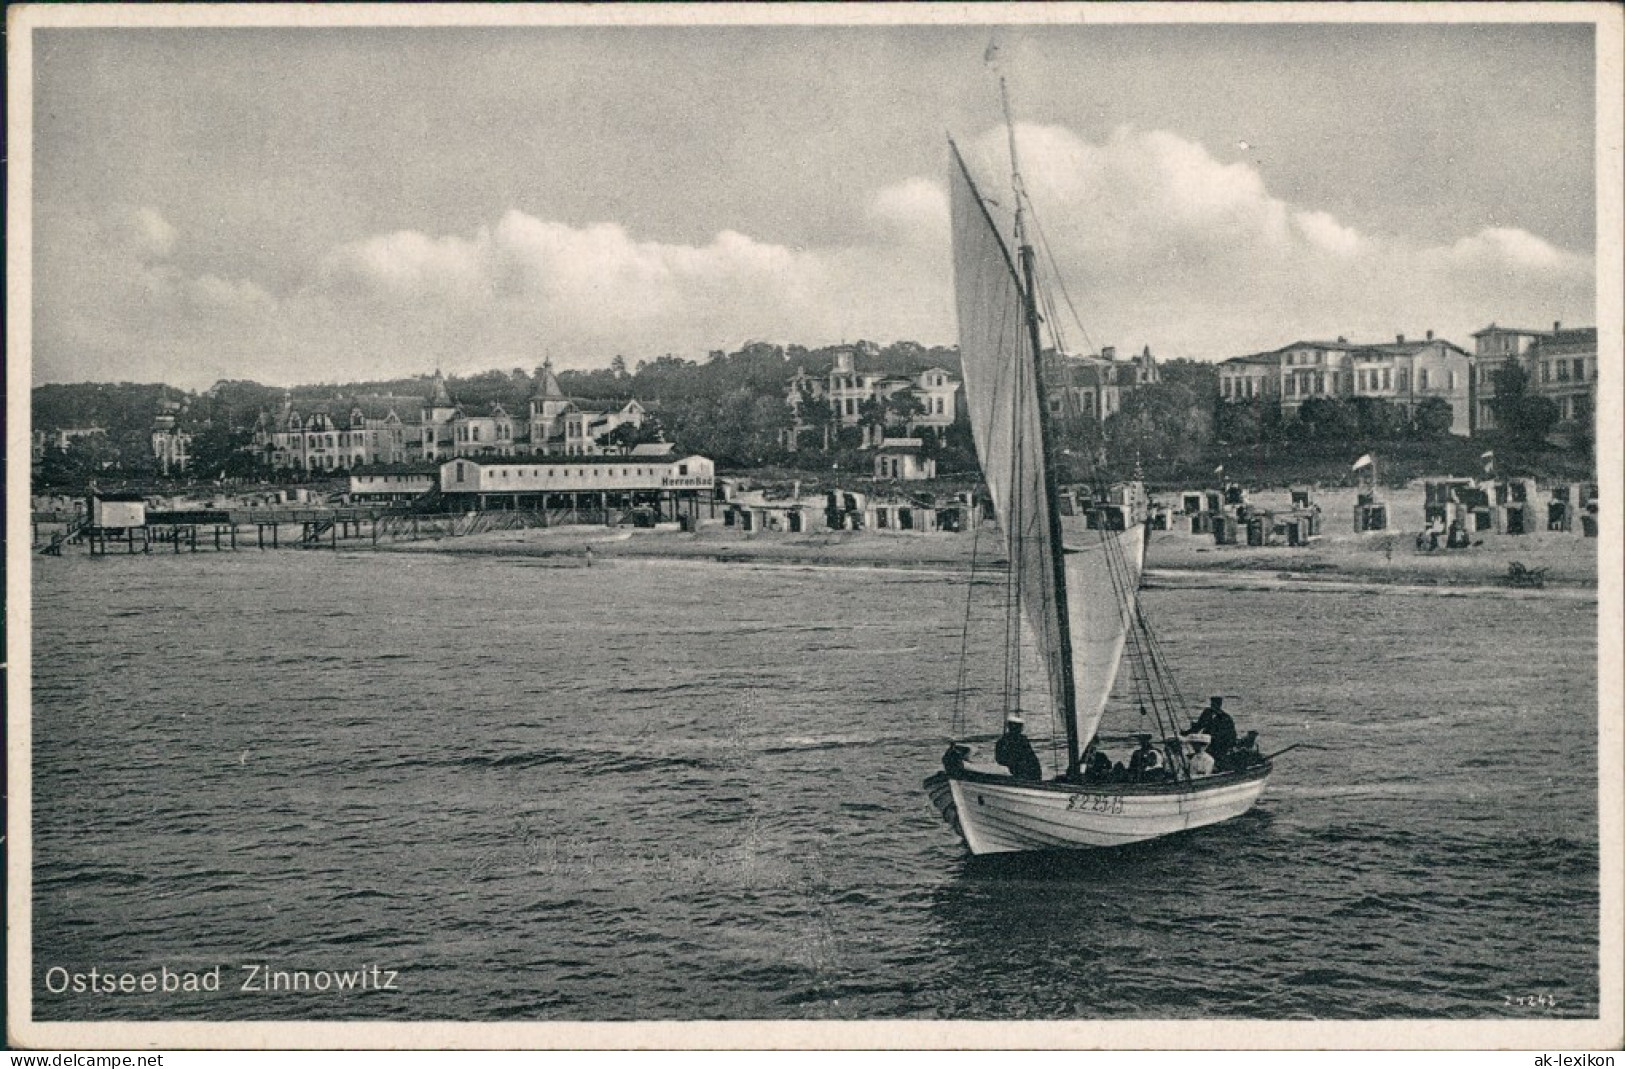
33 497 708 558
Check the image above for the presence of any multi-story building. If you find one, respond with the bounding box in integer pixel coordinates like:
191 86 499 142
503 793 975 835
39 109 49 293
151 404 192 475
1531 326 1599 424
561 400 648 456
1470 321 1597 431
1218 332 1473 436
1045 345 1160 422
32 426 107 463
1468 324 1551 433
255 362 652 471
258 393 422 471
783 346 960 449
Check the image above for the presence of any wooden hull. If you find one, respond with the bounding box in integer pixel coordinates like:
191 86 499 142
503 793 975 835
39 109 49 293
923 763 1271 854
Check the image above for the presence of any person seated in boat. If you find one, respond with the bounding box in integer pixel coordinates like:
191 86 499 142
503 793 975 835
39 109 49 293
1217 730 1263 772
1063 741 1112 783
1185 733 1216 777
1128 734 1164 780
1085 745 1113 782
941 742 971 776
1185 696 1238 759
994 716 1042 782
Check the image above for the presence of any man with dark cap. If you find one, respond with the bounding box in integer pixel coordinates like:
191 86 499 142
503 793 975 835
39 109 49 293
1217 730 1263 773
994 716 1042 782
941 742 971 776
1186 696 1238 759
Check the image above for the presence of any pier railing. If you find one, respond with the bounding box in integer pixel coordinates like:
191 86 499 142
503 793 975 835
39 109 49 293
36 500 628 555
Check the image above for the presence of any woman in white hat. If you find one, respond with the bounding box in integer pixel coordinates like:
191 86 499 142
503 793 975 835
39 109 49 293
1186 733 1216 777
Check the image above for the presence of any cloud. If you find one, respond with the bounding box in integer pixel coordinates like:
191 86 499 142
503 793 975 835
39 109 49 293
124 207 178 262
303 210 865 358
950 123 1593 357
866 178 949 245
32 125 1595 387
1293 210 1363 258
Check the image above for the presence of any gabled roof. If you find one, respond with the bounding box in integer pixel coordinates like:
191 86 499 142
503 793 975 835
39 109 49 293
1294 340 1367 352
349 395 420 422
427 371 455 407
531 360 567 401
1359 339 1470 359
453 402 510 419
1220 352 1281 367
1531 327 1598 355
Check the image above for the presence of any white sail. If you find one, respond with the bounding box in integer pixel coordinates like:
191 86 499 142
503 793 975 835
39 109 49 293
1065 522 1146 747
927 132 1273 858
948 141 1069 728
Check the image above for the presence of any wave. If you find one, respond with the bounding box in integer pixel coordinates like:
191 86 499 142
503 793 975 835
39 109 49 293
761 733 939 755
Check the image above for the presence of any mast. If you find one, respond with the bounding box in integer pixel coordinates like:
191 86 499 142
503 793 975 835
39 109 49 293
1000 76 1083 767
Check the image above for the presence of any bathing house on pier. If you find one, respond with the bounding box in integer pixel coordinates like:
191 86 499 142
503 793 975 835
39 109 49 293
437 454 716 522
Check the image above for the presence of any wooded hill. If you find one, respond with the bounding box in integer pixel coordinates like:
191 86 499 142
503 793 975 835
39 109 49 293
31 340 1594 490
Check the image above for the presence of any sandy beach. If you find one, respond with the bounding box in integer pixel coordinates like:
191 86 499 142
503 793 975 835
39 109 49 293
375 486 1597 594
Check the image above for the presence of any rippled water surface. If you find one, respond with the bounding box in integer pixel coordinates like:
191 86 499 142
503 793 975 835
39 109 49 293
30 550 1598 1020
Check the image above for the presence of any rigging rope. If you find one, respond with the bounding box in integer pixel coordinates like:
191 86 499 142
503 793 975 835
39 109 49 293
951 506 984 740
1030 206 1097 359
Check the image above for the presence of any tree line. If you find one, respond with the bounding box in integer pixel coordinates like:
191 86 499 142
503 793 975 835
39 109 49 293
31 343 1592 492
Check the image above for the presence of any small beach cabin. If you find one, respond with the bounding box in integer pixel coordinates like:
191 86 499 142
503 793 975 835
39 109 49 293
88 491 147 530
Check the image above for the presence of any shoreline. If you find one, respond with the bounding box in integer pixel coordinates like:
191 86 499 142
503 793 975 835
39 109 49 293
369 522 1598 598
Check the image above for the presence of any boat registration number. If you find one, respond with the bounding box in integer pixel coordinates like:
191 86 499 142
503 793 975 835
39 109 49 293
1067 793 1125 815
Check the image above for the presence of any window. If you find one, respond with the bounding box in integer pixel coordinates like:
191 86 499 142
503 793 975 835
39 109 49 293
1448 371 1456 390
1542 362 1551 383
1397 369 1408 391
679 464 689 476
456 462 465 482
1419 369 1429 390
1556 361 1570 383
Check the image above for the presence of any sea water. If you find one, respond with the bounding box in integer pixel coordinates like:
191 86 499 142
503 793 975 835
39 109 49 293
29 549 1598 1020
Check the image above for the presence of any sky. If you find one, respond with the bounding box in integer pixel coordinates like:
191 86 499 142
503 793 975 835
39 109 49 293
27 16 1601 388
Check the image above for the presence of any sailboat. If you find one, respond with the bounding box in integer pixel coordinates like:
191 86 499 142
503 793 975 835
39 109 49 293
923 108 1273 855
